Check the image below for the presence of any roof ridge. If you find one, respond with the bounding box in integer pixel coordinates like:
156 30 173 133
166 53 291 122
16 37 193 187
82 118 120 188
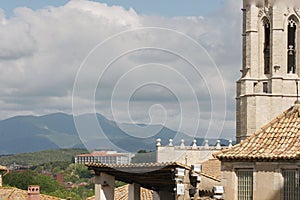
217 105 300 161
200 172 221 182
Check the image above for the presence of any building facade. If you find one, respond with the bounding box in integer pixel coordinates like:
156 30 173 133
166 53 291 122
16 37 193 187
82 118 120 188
237 0 300 142
156 138 230 165
217 104 300 200
216 1 300 199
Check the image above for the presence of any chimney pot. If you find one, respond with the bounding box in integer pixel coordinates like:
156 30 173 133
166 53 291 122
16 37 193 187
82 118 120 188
28 185 40 200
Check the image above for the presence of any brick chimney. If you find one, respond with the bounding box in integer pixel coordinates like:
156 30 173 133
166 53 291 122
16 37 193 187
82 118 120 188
55 173 64 185
28 185 40 200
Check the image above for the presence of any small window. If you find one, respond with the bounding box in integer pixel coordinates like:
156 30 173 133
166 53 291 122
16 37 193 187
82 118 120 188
283 169 300 200
264 20 271 74
237 170 253 200
263 82 268 93
287 17 297 74
253 82 258 93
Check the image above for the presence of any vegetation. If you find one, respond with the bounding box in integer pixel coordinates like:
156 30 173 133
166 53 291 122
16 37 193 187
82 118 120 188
64 164 93 183
0 148 88 166
0 148 155 199
33 161 70 174
49 187 94 200
115 180 127 188
3 170 63 192
3 162 94 200
0 148 138 199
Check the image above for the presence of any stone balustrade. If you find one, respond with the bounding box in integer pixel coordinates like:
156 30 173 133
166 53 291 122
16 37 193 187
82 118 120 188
156 138 233 165
156 138 233 150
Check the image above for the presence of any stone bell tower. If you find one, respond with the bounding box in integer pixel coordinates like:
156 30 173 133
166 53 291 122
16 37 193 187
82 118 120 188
236 0 300 142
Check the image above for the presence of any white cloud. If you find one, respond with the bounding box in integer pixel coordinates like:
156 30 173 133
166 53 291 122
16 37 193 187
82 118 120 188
0 17 36 60
0 0 241 139
65 0 140 27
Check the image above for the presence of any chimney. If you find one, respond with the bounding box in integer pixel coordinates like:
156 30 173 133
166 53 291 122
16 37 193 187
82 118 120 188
55 173 64 185
28 185 40 200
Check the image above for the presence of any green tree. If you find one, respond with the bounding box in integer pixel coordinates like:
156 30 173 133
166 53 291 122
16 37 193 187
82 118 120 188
137 149 148 153
75 164 92 179
3 161 95 199
3 170 35 190
3 170 63 194
33 174 63 193
115 180 126 188
132 151 156 163
64 164 91 183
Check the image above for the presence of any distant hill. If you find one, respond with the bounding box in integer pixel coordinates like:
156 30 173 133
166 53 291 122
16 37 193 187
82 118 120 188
0 112 190 154
0 112 232 154
0 148 88 166
0 113 82 154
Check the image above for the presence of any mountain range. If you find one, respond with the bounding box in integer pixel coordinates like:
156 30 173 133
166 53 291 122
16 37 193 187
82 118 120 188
0 113 231 154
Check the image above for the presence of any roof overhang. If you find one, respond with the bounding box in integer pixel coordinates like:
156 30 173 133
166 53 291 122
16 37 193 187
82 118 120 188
87 162 190 192
217 157 300 162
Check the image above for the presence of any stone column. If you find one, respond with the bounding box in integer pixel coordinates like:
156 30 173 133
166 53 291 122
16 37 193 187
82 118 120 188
271 3 285 77
128 183 140 200
94 173 115 200
245 3 259 78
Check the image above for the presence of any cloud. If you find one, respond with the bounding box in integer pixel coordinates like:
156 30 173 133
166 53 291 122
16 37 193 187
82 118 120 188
65 0 140 27
0 16 37 60
0 0 242 139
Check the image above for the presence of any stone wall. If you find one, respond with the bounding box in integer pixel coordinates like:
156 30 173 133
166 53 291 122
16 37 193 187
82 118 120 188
156 138 231 165
237 0 300 142
221 160 300 200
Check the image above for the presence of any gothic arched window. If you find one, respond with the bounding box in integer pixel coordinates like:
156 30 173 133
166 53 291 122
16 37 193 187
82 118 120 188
263 19 271 74
287 17 297 74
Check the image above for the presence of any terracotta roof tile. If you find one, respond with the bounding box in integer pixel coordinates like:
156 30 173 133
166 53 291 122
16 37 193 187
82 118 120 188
200 159 221 180
86 184 154 200
0 187 61 200
216 105 300 161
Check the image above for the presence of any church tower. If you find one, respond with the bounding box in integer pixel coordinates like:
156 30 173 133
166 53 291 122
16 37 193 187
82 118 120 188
236 0 300 142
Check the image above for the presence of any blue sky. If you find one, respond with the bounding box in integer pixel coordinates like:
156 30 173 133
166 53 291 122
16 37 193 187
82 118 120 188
0 0 224 17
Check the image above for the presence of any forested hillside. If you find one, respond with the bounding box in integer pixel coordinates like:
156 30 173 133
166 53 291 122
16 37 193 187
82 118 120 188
0 148 88 166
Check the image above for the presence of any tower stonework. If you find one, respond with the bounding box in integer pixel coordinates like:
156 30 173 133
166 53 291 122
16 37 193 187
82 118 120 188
237 0 300 142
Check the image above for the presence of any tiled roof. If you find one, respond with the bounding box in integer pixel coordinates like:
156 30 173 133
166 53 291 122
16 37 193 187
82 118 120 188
200 159 221 180
0 187 61 200
216 105 300 161
86 184 154 200
115 185 154 200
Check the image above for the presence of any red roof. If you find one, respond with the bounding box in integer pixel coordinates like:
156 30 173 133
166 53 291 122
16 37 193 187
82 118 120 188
216 104 300 161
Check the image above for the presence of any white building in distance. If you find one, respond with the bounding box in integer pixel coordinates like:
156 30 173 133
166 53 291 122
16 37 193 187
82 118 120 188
75 150 134 165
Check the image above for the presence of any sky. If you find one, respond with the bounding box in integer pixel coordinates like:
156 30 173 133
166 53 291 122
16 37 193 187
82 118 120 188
0 0 225 17
0 0 242 140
